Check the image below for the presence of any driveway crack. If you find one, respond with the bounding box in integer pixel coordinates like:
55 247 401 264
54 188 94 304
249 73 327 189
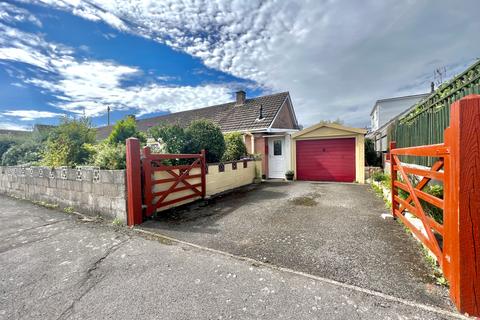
55 236 130 320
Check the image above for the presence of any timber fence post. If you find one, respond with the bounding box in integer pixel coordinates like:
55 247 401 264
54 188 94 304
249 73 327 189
445 95 480 316
126 138 143 226
389 141 397 219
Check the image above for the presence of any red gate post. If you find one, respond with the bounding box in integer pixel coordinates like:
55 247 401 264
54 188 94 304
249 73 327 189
126 138 143 226
200 149 206 198
389 141 397 219
444 95 480 316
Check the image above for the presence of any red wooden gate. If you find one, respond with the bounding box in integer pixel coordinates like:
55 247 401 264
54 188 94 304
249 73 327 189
142 147 206 217
390 142 447 265
125 139 206 225
390 95 480 316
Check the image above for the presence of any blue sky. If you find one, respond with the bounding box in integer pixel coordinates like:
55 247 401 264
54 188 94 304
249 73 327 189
0 1 259 129
0 0 479 130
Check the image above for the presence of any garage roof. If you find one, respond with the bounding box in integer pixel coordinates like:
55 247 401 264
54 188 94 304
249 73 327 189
292 123 367 138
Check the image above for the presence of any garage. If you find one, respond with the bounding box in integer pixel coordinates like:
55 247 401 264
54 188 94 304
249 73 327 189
291 123 366 183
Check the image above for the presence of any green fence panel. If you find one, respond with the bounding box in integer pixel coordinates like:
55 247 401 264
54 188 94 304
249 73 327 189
392 60 480 166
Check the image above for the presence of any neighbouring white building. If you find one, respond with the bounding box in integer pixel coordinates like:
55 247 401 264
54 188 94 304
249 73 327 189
367 93 430 153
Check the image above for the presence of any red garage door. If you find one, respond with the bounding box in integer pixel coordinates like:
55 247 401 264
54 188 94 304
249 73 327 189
296 138 355 182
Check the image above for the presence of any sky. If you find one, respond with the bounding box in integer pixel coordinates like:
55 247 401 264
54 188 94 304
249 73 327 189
0 0 479 131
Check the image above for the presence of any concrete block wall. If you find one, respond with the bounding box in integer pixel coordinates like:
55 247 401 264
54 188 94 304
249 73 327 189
365 166 383 180
0 166 127 222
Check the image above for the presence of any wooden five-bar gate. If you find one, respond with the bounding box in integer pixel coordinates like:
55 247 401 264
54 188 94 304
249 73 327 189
142 147 206 217
390 95 480 316
125 139 206 225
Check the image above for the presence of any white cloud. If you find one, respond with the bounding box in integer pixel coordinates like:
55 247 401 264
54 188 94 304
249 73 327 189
0 122 31 131
23 59 232 117
27 0 480 126
0 6 234 119
2 110 63 121
0 2 42 27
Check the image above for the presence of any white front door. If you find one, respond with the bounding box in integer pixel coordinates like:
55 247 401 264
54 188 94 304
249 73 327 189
268 137 286 179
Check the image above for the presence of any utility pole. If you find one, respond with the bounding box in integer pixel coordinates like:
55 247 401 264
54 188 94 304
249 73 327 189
107 106 111 126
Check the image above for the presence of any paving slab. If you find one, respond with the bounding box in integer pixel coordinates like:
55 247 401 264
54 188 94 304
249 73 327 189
142 181 453 309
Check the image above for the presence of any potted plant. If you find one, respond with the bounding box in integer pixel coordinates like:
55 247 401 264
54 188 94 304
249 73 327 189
285 170 294 181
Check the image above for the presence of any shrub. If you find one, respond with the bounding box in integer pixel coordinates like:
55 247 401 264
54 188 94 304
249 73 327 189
92 143 126 169
222 132 247 161
107 116 145 145
372 171 387 182
0 138 17 161
184 120 225 163
365 138 381 166
42 117 96 167
380 174 392 190
149 123 188 154
422 185 443 224
1 141 42 166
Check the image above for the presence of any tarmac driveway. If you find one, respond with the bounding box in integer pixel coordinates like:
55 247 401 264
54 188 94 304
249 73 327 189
141 181 452 309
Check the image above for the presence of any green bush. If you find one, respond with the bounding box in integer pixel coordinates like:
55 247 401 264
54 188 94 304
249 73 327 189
149 123 188 154
372 171 387 182
184 120 225 163
380 174 392 190
1 141 42 166
107 116 145 145
92 142 126 169
0 138 17 161
365 138 381 166
422 185 443 224
42 117 96 167
395 182 443 224
222 132 247 161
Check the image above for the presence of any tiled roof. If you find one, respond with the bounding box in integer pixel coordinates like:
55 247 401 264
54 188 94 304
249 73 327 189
97 92 291 139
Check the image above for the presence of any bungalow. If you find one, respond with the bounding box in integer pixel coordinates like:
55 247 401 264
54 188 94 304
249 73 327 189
97 91 300 179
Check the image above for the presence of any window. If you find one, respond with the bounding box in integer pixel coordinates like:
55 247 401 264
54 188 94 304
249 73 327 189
273 140 282 156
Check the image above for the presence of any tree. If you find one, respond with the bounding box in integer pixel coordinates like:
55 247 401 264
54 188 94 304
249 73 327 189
222 132 247 161
149 123 188 154
184 120 225 163
107 116 145 145
0 137 17 161
42 116 96 167
365 138 381 166
1 141 42 166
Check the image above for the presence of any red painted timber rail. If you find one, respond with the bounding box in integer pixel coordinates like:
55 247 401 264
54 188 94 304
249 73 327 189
390 95 480 316
141 147 206 217
126 140 206 225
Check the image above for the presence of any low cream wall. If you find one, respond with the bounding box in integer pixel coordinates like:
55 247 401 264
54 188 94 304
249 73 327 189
152 160 261 212
206 160 261 196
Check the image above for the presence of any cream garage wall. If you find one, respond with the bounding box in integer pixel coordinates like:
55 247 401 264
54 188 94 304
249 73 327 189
290 124 366 183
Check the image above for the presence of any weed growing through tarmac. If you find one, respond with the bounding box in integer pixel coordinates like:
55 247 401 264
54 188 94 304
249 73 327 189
289 196 317 206
32 200 59 209
422 246 449 287
112 218 123 226
63 206 74 214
